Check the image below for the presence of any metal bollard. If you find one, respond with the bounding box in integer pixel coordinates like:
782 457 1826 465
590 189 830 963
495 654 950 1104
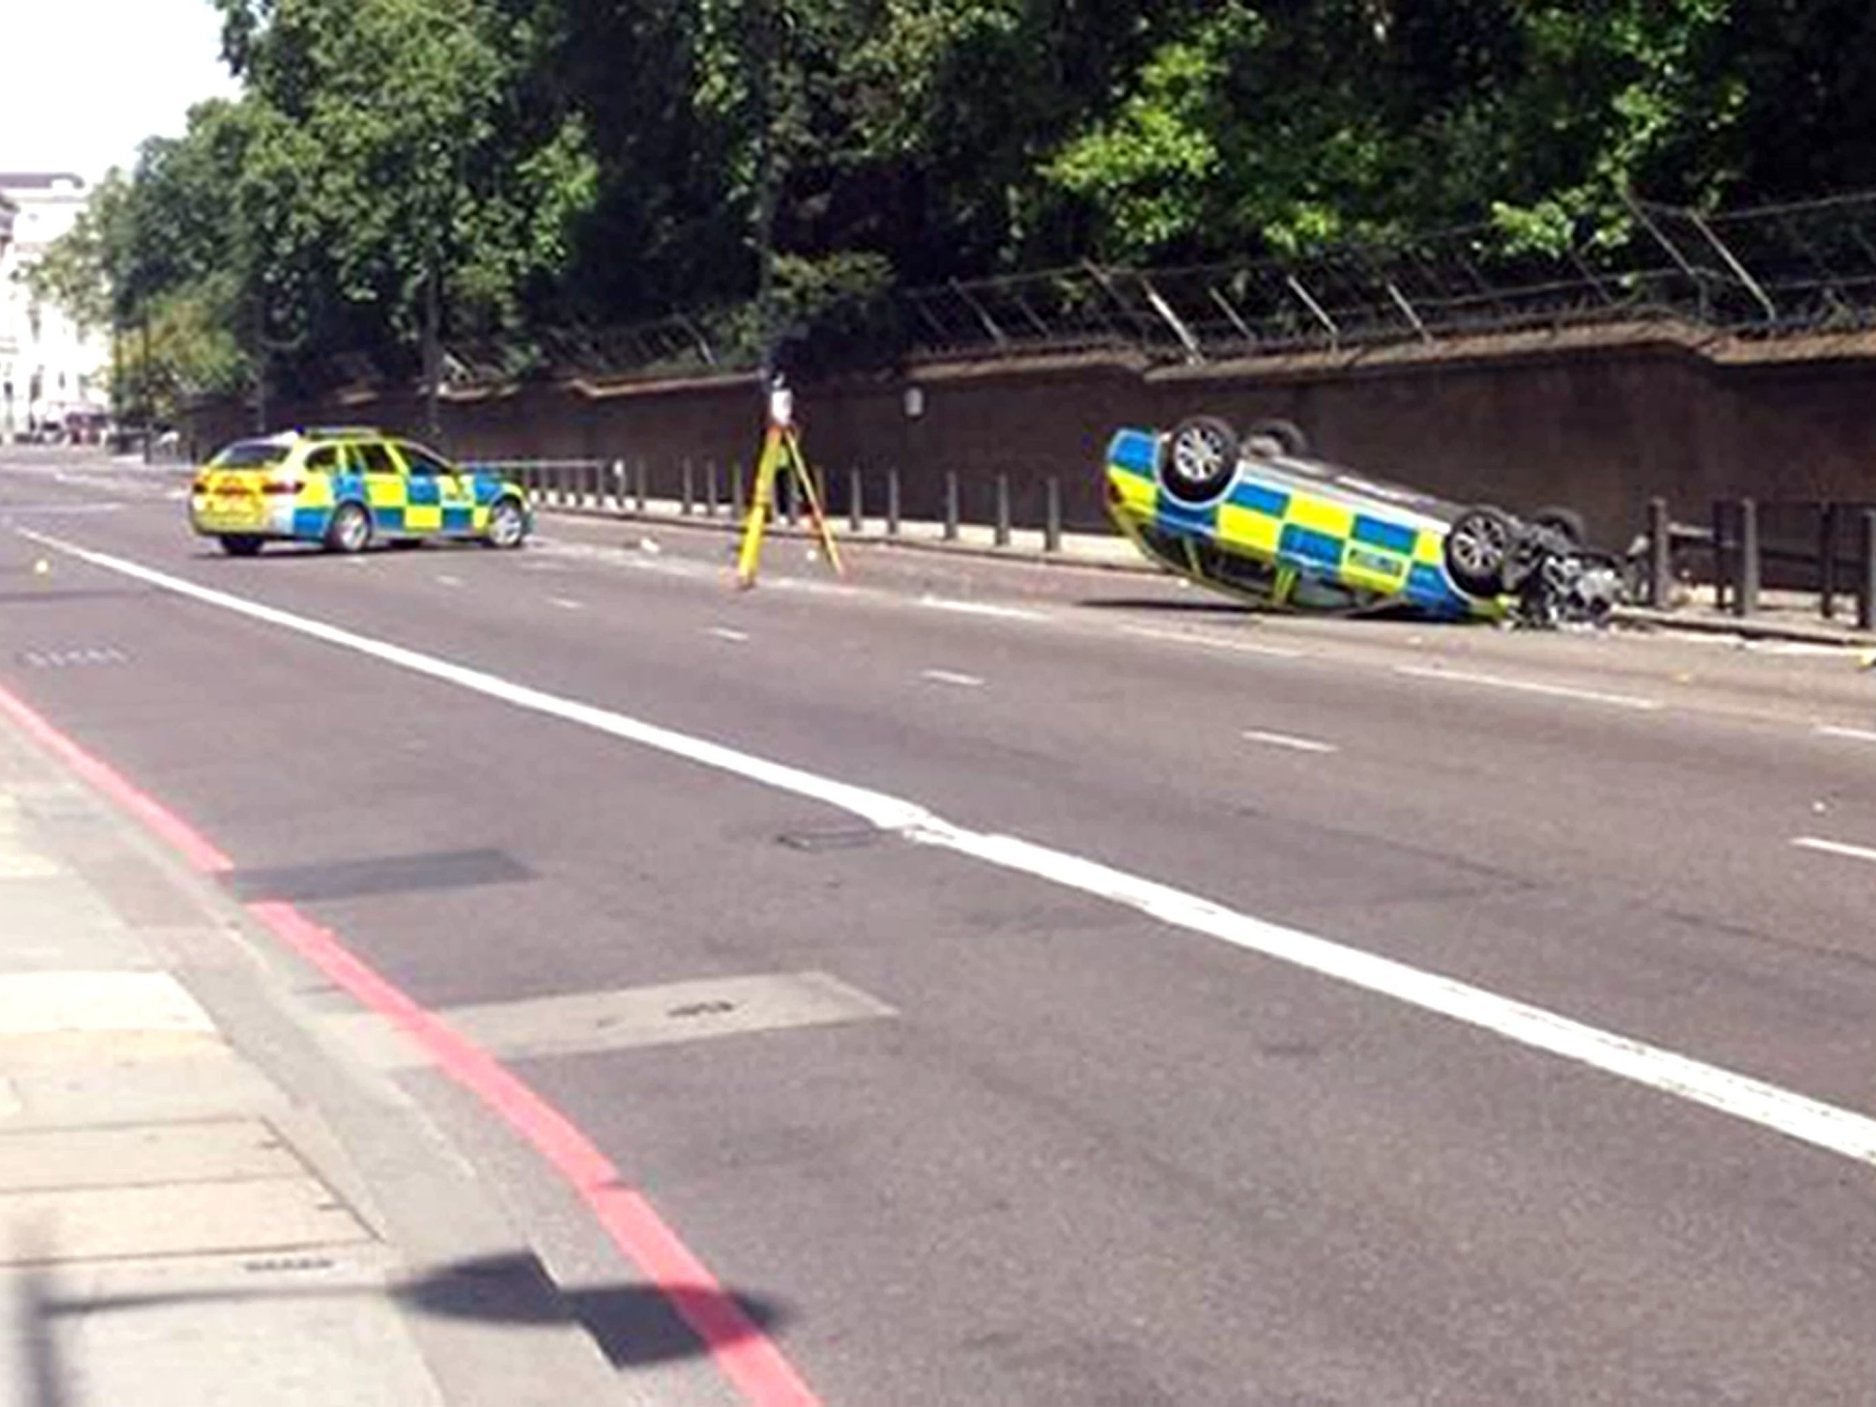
1646 497 1670 608
731 460 745 519
681 459 695 516
943 471 960 541
1862 510 1876 631
887 468 901 536
634 459 648 514
705 460 720 517
1045 476 1063 554
1819 502 1838 619
849 469 864 534
782 469 799 528
994 473 1012 547
1735 497 1760 618
611 458 626 515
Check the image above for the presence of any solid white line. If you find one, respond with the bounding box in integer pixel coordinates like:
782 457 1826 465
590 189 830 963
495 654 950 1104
915 596 1048 622
1394 664 1662 711
709 627 749 642
548 596 585 610
1241 729 1339 754
26 525 1876 1171
920 669 984 688
1119 624 1303 659
1816 725 1876 744
1792 835 1876 865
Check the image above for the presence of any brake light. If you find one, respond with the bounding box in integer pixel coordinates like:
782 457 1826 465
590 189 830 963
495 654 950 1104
192 474 211 493
260 480 304 496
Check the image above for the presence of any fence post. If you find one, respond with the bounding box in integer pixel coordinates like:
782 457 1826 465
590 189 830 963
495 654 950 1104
1862 509 1876 631
943 471 960 541
705 460 720 517
1734 497 1759 618
634 458 648 514
1646 497 1671 608
849 469 864 534
681 458 695 516
1819 502 1838 619
994 473 1012 547
887 468 901 537
1045 476 1063 554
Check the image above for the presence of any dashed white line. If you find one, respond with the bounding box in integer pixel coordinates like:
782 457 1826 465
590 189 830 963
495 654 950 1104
920 669 984 688
1816 725 1876 744
1241 728 1339 754
435 574 464 587
1792 835 1876 865
709 627 750 643
30 526 1876 1172
1393 664 1662 711
915 595 1049 622
548 596 585 610
1119 624 1303 659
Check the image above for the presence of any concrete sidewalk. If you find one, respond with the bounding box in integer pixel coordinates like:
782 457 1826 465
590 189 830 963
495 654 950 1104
0 700 659 1405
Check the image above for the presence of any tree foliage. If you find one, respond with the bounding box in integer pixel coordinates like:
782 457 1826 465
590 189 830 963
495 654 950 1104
30 0 1876 403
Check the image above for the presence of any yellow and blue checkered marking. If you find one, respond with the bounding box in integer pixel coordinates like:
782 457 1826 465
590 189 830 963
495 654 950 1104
1104 427 1481 616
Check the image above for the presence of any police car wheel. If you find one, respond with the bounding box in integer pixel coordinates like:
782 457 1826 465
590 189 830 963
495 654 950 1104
1444 506 1517 597
1530 506 1586 547
485 498 527 549
325 503 372 555
218 535 264 557
1161 416 1240 505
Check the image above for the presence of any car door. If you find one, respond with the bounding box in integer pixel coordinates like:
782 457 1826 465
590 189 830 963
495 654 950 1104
394 441 470 537
353 440 409 536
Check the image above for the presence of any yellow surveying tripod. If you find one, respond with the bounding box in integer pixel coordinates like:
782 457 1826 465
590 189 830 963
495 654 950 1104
734 376 843 589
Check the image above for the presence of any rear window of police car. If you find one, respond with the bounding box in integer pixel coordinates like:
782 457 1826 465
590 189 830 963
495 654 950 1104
209 440 290 469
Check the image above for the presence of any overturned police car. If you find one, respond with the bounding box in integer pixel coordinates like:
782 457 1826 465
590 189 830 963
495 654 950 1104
1104 416 1623 627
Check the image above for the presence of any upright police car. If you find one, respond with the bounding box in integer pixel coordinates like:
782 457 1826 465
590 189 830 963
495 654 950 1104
1105 416 1620 626
189 427 530 556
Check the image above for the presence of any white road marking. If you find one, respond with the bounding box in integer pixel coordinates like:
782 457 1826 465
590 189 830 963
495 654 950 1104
28 526 1876 1170
1394 664 1662 711
1792 835 1876 865
915 595 1048 622
1816 725 1876 744
435 574 463 587
1120 624 1303 659
1241 728 1339 754
709 627 750 642
920 669 984 688
548 596 585 610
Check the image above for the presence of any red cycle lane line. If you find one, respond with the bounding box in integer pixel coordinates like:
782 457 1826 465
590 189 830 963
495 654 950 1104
0 678 822 1407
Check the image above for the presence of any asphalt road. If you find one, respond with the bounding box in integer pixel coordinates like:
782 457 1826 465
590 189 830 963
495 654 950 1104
5 447 1876 1405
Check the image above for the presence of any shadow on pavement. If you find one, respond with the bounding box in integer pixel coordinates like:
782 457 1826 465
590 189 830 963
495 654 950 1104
35 1250 790 1373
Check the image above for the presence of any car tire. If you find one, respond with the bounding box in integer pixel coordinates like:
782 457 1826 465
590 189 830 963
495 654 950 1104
483 497 527 549
324 502 373 555
1160 416 1240 506
1530 505 1587 547
389 538 424 551
1443 506 1518 597
218 535 264 558
1243 417 1309 459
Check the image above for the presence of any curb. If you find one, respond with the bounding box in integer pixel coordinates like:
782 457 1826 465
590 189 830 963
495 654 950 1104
1614 605 1876 648
537 502 1162 576
540 504 1876 645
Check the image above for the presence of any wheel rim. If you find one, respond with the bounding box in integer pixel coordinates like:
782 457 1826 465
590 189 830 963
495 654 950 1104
490 503 522 546
338 507 368 552
1170 429 1225 486
1450 516 1508 576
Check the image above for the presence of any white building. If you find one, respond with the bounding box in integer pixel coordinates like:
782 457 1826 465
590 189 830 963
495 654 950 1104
0 171 111 441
